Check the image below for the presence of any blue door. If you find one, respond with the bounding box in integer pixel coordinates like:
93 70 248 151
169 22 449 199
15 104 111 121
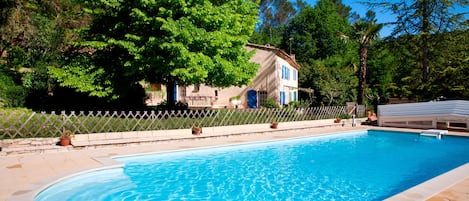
247 90 257 108
173 81 178 102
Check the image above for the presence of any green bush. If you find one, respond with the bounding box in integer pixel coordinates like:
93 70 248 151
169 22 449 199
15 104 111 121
287 101 305 108
0 74 27 108
339 113 351 119
263 97 279 108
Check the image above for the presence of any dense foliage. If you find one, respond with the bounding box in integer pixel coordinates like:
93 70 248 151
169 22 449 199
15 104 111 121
0 0 467 110
255 0 468 105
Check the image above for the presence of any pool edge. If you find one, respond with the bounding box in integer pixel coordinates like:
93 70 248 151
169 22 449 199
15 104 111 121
7 126 469 201
385 162 469 201
7 157 124 201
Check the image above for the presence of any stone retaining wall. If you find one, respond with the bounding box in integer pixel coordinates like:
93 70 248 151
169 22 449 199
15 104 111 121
1 138 58 148
0 138 64 155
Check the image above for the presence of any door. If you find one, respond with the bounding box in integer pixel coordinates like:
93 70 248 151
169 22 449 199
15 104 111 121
247 90 257 108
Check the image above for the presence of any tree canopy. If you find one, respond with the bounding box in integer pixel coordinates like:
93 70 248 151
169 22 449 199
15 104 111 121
1 0 468 109
48 0 260 105
250 0 304 46
371 0 468 100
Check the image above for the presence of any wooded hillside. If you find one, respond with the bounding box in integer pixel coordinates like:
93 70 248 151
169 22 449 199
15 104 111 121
1 0 467 110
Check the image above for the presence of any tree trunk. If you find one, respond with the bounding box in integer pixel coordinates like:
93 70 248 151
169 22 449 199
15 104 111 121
357 45 367 105
420 0 430 81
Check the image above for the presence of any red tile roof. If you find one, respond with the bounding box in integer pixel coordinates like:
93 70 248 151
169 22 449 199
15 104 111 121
246 43 300 70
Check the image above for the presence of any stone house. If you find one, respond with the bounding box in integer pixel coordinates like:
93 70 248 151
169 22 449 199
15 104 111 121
175 43 300 109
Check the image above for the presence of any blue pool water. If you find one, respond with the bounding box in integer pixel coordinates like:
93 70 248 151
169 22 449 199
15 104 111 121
35 130 469 201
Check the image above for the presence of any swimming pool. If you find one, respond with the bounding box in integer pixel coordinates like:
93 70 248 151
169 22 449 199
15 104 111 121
35 130 469 200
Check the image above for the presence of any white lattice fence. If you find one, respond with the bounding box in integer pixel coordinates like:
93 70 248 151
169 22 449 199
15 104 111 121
0 106 365 139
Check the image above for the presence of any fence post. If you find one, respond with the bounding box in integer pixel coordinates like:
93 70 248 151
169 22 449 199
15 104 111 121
61 111 66 137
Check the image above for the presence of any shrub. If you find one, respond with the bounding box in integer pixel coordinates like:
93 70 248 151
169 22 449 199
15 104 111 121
0 74 27 108
287 101 304 108
339 114 351 119
264 97 279 108
155 101 189 110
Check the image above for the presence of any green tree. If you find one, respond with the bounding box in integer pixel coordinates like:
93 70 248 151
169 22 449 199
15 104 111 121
282 0 352 61
300 57 357 106
373 0 468 100
250 0 302 46
50 0 260 107
0 0 83 108
339 11 383 105
366 40 399 111
285 0 356 106
416 30 469 99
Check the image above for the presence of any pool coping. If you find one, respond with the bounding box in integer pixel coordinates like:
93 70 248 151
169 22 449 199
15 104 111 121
5 126 469 201
386 163 469 201
7 157 124 201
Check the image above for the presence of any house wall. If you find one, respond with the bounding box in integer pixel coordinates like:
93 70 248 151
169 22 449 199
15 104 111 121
277 57 299 106
182 84 244 109
245 46 280 106
177 45 299 109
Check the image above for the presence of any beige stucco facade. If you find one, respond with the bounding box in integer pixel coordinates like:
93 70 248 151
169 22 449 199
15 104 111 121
178 44 300 109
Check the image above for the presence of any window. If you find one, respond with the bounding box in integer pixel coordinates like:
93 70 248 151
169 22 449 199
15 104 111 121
281 65 291 80
258 91 267 106
292 69 297 80
193 84 200 92
290 91 298 101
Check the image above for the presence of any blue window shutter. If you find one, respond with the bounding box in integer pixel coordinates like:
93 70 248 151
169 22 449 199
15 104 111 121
283 92 286 104
280 91 285 105
282 65 285 79
281 65 284 79
284 67 287 80
279 92 281 104
285 67 288 80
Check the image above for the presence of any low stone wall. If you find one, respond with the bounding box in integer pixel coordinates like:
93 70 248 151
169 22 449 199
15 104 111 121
1 138 58 148
0 138 64 155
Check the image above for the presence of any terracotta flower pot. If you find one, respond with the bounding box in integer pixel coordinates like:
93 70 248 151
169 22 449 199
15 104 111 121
60 137 71 146
192 127 202 135
270 122 278 129
334 118 341 123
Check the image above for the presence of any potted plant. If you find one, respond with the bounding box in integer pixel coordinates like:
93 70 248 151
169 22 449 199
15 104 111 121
60 130 75 146
334 117 341 123
229 96 241 109
270 120 278 129
192 126 202 135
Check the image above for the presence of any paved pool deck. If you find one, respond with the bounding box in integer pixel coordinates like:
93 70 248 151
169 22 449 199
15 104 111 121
1 122 469 201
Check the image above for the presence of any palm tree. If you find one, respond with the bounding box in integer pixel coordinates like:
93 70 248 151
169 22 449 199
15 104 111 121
338 12 383 105
353 20 383 105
